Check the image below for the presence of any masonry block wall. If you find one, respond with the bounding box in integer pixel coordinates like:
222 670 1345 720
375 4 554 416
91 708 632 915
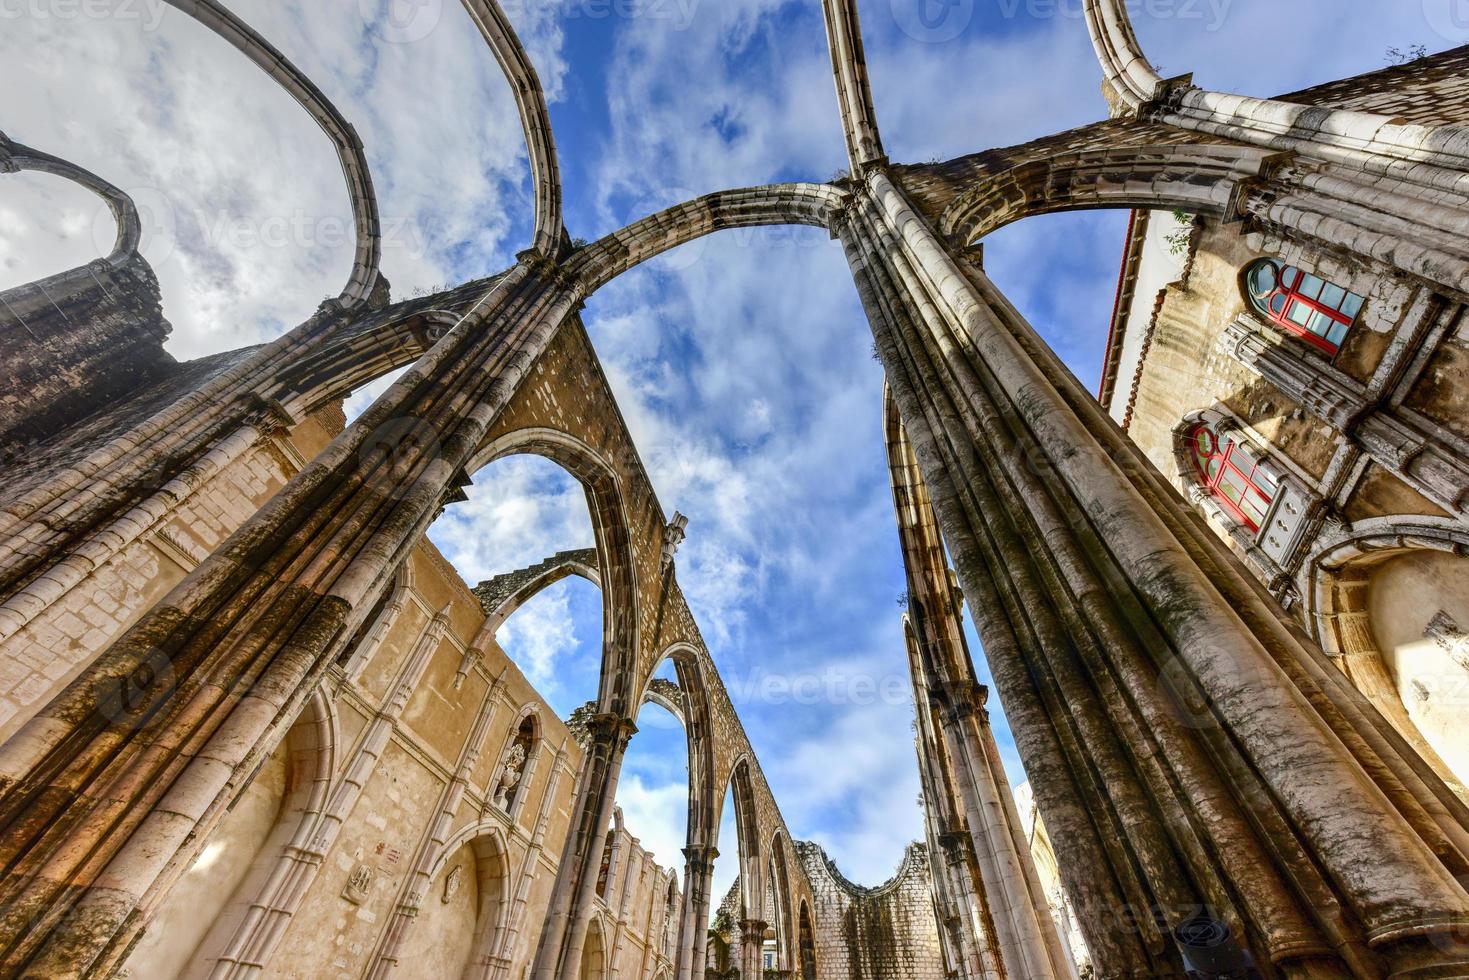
795 842 946 980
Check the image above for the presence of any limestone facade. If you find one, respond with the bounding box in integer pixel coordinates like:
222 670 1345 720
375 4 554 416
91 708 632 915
5 0 1469 976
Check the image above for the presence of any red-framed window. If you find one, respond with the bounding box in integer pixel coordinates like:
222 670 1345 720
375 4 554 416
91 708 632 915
1189 422 1278 533
1245 259 1363 355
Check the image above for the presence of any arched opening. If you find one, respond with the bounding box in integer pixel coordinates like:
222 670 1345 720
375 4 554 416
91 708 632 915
0 170 117 290
397 832 511 980
766 834 795 973
430 451 602 715
578 916 608 980
123 695 334 979
617 657 692 874
798 901 818 980
1313 528 1469 795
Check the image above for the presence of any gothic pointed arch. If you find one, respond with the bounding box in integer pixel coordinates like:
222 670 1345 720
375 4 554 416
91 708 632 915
469 427 640 717
720 758 764 920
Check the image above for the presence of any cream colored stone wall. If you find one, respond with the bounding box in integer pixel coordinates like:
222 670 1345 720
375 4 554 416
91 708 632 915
2 404 692 980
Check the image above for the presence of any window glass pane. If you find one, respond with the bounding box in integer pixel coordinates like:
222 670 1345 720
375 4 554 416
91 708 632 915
1308 310 1336 339
1248 262 1279 298
1297 274 1325 300
1206 457 1221 481
1339 293 1364 319
1270 294 1287 316
1319 282 1345 309
1281 266 1301 289
1327 320 1349 347
1286 301 1311 327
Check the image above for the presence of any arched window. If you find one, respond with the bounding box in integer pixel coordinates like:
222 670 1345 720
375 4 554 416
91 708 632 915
1245 258 1363 354
1189 422 1278 533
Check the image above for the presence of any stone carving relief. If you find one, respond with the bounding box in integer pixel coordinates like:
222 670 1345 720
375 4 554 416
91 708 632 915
442 864 464 904
343 863 375 906
493 743 526 810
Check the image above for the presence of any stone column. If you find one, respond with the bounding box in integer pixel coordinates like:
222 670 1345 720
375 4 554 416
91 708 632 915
890 392 1075 980
675 844 718 980
740 919 768 978
530 713 637 980
0 257 583 975
843 168 1469 976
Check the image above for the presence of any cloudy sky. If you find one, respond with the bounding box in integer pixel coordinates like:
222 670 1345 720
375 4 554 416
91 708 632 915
3 0 1460 894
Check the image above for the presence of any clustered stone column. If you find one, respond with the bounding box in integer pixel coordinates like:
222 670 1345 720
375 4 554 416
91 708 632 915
0 256 584 975
530 713 637 980
676 844 719 980
840 167 1469 976
889 392 1076 980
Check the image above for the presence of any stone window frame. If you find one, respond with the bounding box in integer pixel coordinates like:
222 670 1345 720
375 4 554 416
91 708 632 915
1172 408 1313 580
1240 257 1365 356
489 706 543 827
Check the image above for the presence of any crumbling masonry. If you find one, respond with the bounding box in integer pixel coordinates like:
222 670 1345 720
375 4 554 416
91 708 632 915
2 0 1469 976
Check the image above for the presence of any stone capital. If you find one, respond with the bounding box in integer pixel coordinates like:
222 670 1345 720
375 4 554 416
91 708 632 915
585 712 638 749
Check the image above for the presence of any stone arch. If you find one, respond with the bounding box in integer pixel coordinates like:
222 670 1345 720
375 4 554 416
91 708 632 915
719 757 764 919
469 427 640 717
642 643 719 850
281 308 461 418
565 183 845 294
1304 516 1469 795
767 831 796 973
156 0 382 306
460 0 562 257
932 141 1266 246
476 549 602 635
1 135 141 268
125 689 336 980
797 899 818 980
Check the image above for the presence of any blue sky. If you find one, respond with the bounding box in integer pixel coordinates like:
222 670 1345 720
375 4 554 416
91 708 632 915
3 0 1460 894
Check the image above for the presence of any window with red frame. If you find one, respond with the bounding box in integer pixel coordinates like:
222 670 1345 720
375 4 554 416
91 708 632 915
1189 422 1278 533
1245 259 1364 354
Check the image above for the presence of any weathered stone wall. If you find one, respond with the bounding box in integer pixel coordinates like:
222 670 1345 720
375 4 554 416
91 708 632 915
793 842 946 980
1116 202 1469 794
0 254 175 451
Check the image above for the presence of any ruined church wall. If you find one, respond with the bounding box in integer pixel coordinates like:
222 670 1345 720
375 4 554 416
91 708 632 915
795 842 946 980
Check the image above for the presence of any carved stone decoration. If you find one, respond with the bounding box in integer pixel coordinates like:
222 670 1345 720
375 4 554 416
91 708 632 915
442 864 464 905
661 511 689 572
343 863 375 906
1425 610 1469 671
493 742 527 810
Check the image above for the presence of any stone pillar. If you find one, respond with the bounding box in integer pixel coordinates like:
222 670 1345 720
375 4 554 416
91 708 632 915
0 258 583 975
740 919 768 978
530 713 636 980
843 167 1469 976
890 391 1075 980
675 844 718 980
